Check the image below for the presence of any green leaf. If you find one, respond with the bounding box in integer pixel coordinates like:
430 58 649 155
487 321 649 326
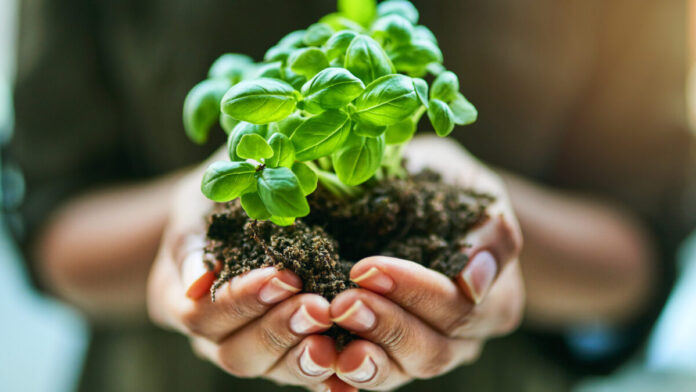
236 134 274 161
337 0 377 27
264 45 293 63
220 113 239 135
324 30 358 61
388 39 443 76
304 23 334 46
207 53 255 83
270 216 296 226
320 13 366 32
264 30 307 62
431 71 459 102
352 74 420 126
449 93 478 125
270 112 305 137
288 48 329 79
266 133 296 168
253 61 283 79
241 192 271 220
227 122 268 161
332 133 385 185
221 78 298 124
278 30 307 48
427 98 455 137
353 121 387 137
292 162 318 195
414 25 437 45
370 14 413 46
412 77 429 107
384 117 417 144
183 78 231 144
290 110 352 160
344 35 394 84
377 0 419 24
282 66 308 91
201 161 256 202
257 167 310 217
301 68 365 113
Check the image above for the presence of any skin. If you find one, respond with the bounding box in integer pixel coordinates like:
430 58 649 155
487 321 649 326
36 137 656 390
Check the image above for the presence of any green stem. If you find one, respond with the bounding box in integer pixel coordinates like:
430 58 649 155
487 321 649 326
306 161 363 199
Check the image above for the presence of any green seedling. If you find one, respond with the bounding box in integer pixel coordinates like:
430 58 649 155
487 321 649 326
182 0 478 225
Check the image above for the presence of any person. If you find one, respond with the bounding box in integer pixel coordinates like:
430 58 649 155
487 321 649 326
6 0 695 391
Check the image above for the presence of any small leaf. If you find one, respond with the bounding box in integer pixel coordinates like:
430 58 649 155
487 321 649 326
388 39 443 76
227 122 268 161
207 53 255 83
201 161 256 202
278 30 307 48
220 113 239 135
324 30 358 61
270 216 296 226
282 66 308 91
431 71 459 102
304 23 334 46
344 35 394 84
267 133 296 168
301 68 365 113
384 117 417 144
320 13 366 32
412 77 429 107
377 0 419 24
290 109 352 160
352 74 420 126
288 48 329 79
264 45 293 63
414 25 437 45
241 192 271 220
263 30 307 62
253 61 283 79
236 134 274 161
353 121 387 137
292 162 318 195
257 167 310 218
370 14 413 46
449 93 478 125
183 78 231 144
270 112 305 137
332 133 385 185
221 78 298 124
427 98 455 137
338 0 377 27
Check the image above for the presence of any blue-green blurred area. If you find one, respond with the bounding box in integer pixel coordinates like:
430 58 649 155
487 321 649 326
0 0 88 391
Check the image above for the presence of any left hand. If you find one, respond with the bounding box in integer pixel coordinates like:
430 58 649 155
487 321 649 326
328 136 525 390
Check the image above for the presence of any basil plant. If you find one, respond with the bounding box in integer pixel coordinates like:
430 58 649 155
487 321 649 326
183 0 477 225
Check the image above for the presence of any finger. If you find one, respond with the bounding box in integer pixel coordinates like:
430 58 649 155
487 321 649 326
331 289 481 378
451 261 525 338
175 257 302 341
349 256 476 338
457 214 522 304
336 340 410 391
193 293 332 378
266 335 337 387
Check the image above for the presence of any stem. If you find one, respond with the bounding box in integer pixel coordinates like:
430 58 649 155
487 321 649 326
306 161 363 199
382 106 427 179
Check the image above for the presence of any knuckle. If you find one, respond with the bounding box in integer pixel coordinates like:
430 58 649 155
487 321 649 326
257 325 295 355
373 324 412 353
398 287 435 309
415 344 453 379
443 311 473 338
179 306 207 336
218 353 257 378
496 217 523 258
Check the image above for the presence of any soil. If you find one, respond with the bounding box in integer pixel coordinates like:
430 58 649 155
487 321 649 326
204 170 493 347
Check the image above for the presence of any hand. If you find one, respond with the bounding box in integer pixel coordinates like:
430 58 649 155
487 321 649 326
328 136 525 390
147 166 354 391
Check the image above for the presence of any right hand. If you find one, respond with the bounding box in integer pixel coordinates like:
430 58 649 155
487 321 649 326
146 166 355 391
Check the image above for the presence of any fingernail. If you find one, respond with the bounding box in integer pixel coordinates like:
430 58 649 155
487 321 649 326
258 277 301 304
182 250 206 288
332 300 376 331
341 356 376 383
461 251 498 304
351 267 395 294
299 347 331 377
290 305 332 334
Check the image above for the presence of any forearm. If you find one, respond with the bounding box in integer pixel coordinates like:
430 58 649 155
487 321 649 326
36 173 182 324
502 173 657 328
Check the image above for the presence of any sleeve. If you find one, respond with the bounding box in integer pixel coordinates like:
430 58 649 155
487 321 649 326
7 0 127 266
553 0 696 329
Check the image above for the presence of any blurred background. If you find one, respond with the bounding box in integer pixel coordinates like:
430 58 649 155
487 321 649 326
1 0 695 391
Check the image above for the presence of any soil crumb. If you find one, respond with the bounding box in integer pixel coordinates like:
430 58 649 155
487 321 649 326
205 170 493 347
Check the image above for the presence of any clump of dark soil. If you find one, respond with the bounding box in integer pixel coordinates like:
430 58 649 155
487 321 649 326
204 170 493 346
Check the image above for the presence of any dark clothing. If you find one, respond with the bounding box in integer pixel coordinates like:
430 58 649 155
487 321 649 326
8 0 696 390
